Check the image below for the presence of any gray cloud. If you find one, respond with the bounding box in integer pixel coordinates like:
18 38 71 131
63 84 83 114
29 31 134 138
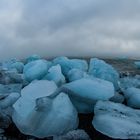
0 0 140 61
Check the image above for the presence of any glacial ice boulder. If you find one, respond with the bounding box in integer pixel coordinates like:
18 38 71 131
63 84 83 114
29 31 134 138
26 54 41 63
1 59 24 73
92 101 140 139
56 78 114 113
119 75 140 90
12 80 78 138
10 62 24 73
1 58 18 70
134 61 140 69
23 60 49 82
88 58 119 90
123 87 140 108
67 68 88 82
43 64 65 86
53 57 88 75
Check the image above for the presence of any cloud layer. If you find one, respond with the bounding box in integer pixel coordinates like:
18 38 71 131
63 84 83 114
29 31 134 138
0 0 140 60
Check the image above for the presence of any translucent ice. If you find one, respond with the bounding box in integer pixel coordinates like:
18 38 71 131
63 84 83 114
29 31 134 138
92 100 140 139
0 92 20 109
23 60 49 82
123 87 140 108
89 58 119 90
67 68 88 82
56 78 114 113
0 92 20 130
119 75 140 90
12 81 78 138
26 54 41 63
1 59 24 73
53 57 88 75
43 64 65 86
10 62 24 73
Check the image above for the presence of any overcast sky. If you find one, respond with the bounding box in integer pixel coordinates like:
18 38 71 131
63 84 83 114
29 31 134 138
0 0 140 60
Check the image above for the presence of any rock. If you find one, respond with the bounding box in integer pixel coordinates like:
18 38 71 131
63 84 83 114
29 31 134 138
123 87 140 108
26 54 41 63
0 84 22 93
53 57 88 75
67 69 88 82
92 100 140 139
88 58 119 90
56 78 114 113
109 92 124 103
53 129 91 140
43 64 65 86
23 60 49 82
12 80 78 138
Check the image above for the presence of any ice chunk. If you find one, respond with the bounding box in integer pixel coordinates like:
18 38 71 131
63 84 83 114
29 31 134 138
67 68 88 82
43 64 65 86
60 78 114 101
19 80 57 99
0 92 20 129
10 62 24 73
1 59 24 73
53 129 91 140
53 57 88 75
56 78 114 113
5 70 24 83
26 54 41 63
12 81 78 138
123 87 140 108
92 101 140 139
0 84 22 93
110 92 124 103
0 92 20 109
1 58 18 70
119 75 140 90
23 60 49 82
89 58 119 90
0 69 24 84
134 61 140 69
